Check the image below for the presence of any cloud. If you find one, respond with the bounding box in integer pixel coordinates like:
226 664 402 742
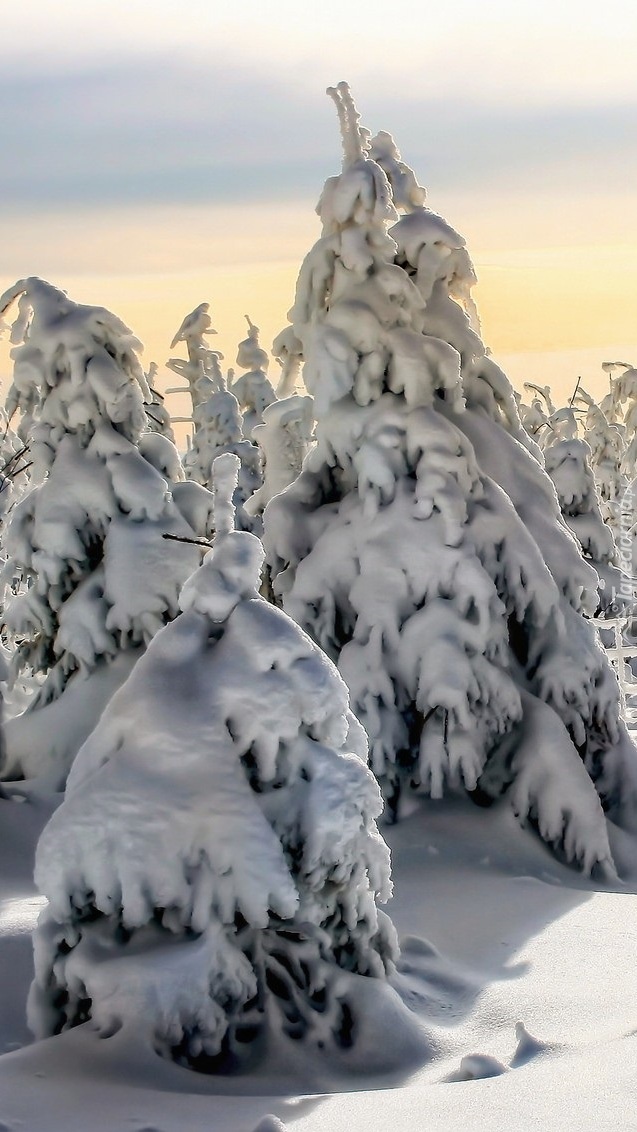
2 58 636 211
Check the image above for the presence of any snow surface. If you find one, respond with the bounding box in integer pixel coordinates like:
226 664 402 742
1 791 637 1130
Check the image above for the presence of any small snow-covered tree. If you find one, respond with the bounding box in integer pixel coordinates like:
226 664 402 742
585 366 637 540
583 404 625 509
264 84 637 873
0 278 203 784
516 389 620 612
167 302 221 409
517 393 552 443
600 361 637 425
543 416 618 612
29 453 401 1071
591 365 637 602
245 394 314 519
272 325 304 399
143 363 175 442
231 317 277 438
166 304 262 527
184 377 262 531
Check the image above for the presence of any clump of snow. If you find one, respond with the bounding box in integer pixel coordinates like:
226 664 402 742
510 1021 549 1067
139 431 184 486
246 395 314 518
369 131 427 213
252 1117 288 1132
445 1052 508 1081
272 325 304 399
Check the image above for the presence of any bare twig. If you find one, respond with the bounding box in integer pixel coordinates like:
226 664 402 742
11 461 32 478
569 376 582 407
0 443 29 476
0 460 33 493
162 532 213 549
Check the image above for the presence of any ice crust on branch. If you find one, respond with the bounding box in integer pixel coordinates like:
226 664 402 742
30 452 399 1067
263 87 637 872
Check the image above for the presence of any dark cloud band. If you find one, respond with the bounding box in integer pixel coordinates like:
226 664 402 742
2 58 635 209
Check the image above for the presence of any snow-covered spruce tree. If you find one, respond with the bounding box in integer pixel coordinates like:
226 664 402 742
589 365 637 527
516 393 548 442
539 402 619 612
600 361 637 425
167 304 262 529
515 388 621 612
231 317 277 439
264 84 637 873
618 381 637 485
0 279 202 785
580 397 627 534
589 366 637 597
29 453 410 1073
185 376 262 532
516 382 555 445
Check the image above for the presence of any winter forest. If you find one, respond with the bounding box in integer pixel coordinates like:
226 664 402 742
1 69 637 1132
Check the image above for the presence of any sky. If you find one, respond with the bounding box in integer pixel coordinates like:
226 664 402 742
1 0 636 415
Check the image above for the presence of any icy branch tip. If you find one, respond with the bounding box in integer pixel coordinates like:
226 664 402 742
169 302 216 350
212 452 240 537
327 82 367 168
602 361 631 373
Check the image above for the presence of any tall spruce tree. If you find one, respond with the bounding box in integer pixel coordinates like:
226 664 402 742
263 84 637 873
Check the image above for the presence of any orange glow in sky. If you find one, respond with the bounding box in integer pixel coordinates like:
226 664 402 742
2 198 635 418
